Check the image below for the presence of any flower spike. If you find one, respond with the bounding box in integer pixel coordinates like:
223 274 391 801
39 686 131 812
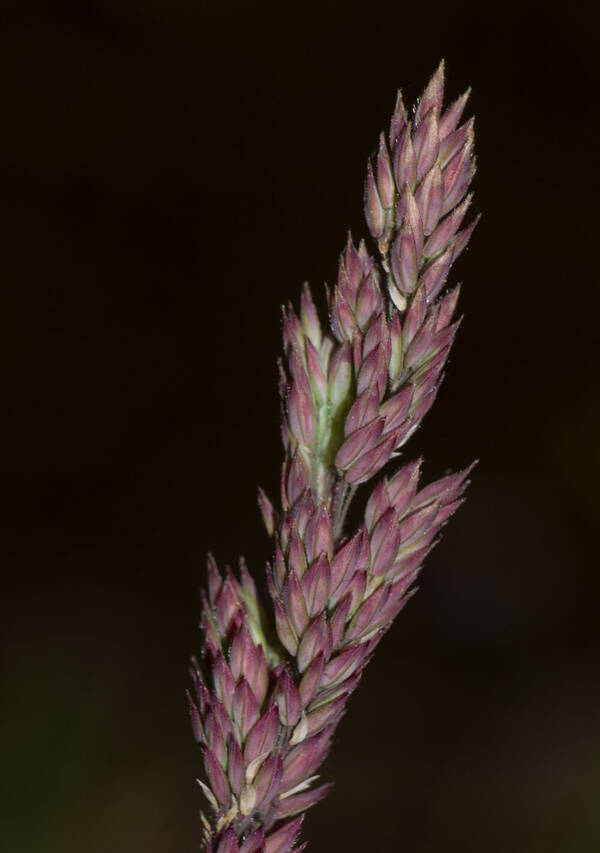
191 63 478 851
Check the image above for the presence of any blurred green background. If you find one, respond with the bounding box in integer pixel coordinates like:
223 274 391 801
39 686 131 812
2 1 599 851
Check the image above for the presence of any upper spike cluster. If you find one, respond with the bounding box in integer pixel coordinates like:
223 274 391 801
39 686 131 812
192 63 478 852
364 60 477 313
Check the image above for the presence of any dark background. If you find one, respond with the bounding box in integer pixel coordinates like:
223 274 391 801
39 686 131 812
2 2 599 851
